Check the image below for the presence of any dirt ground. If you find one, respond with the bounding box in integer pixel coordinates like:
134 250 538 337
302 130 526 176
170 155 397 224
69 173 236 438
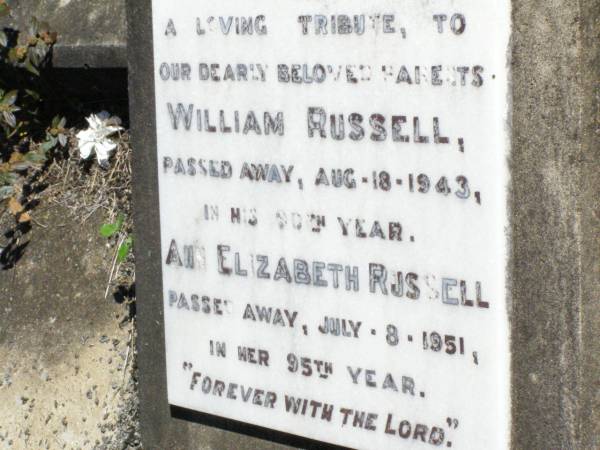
0 140 139 449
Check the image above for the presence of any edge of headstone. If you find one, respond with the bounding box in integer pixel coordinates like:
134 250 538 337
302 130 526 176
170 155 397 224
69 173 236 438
127 0 176 447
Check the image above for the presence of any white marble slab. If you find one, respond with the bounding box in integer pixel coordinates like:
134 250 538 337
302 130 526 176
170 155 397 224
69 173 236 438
151 1 511 448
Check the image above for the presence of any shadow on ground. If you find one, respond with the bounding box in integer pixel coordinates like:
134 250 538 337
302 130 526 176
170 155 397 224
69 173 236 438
0 201 139 449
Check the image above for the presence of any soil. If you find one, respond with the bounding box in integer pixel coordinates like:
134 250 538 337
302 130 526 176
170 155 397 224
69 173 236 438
0 157 139 449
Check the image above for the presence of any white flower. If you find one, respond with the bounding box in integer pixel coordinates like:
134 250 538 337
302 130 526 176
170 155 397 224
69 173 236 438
76 111 123 167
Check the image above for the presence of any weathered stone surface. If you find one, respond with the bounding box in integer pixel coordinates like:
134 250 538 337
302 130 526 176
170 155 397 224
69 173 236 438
510 0 600 449
4 0 126 67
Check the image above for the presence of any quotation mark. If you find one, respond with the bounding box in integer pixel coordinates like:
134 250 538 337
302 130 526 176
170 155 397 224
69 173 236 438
183 361 193 371
446 417 459 429
445 418 459 447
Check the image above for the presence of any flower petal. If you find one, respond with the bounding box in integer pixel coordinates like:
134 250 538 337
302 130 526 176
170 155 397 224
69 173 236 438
94 140 117 161
76 129 93 141
85 115 96 128
79 142 95 159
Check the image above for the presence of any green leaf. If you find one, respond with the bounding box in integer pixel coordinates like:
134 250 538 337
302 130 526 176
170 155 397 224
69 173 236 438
0 31 7 47
114 213 125 231
7 47 18 63
1 90 17 105
41 136 57 152
28 49 40 66
24 89 40 101
117 237 133 263
99 223 119 238
13 163 32 171
0 172 17 185
0 185 14 200
0 4 10 18
24 59 40 76
3 111 16 128
24 150 47 163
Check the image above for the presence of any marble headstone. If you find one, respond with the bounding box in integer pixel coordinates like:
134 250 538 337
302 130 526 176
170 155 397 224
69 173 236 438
149 1 511 448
